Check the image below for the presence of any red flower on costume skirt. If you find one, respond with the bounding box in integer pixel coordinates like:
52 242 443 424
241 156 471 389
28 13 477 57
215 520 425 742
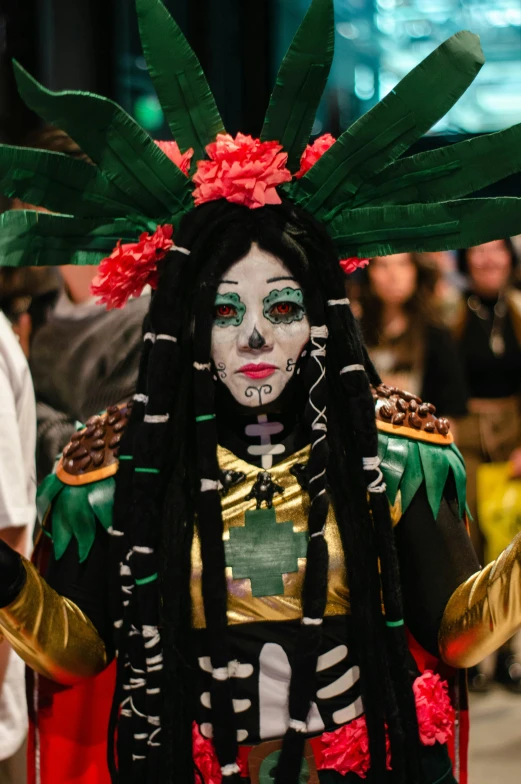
192 723 222 784
319 670 453 777
413 670 455 746
192 723 246 784
320 716 392 779
339 256 370 275
155 140 194 175
91 224 174 309
193 133 292 209
294 133 336 179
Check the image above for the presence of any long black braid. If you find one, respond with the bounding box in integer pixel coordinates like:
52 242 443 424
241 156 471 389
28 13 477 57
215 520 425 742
108 199 424 784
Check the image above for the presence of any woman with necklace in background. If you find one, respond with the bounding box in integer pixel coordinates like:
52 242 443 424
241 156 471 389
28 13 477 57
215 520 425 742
353 252 468 420
453 238 521 692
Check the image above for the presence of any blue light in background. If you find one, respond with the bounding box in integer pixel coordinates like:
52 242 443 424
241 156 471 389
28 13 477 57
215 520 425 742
274 0 521 135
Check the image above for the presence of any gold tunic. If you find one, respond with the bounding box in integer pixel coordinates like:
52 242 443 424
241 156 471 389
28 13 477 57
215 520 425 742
191 445 350 628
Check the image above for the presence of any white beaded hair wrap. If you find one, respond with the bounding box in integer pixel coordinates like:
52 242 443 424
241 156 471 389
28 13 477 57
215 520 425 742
144 413 170 424
308 325 328 445
221 763 241 776
201 478 223 492
340 364 365 374
363 456 387 493
327 298 350 306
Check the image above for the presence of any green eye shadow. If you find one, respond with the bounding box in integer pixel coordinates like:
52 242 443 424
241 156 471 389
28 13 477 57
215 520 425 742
263 287 306 324
214 292 246 327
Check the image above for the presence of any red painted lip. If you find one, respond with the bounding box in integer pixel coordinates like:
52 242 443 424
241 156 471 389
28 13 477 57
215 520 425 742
237 363 277 379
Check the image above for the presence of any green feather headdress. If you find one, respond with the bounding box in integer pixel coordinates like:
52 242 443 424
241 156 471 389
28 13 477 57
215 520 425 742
1 0 521 293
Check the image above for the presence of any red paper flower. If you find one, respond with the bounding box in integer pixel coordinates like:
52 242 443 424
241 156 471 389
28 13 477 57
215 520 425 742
320 716 392 779
91 224 174 309
319 671 453 778
339 257 370 275
413 670 455 746
191 723 246 784
155 140 194 175
192 723 222 784
294 133 336 179
193 133 292 210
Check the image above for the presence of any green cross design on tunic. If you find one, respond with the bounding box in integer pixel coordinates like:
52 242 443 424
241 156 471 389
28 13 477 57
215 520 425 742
224 507 308 597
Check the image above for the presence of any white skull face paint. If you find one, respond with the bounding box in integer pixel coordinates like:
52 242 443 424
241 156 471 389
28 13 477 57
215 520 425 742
211 244 311 408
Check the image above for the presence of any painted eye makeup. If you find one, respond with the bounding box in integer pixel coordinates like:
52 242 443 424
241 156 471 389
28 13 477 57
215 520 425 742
214 292 246 327
263 287 306 325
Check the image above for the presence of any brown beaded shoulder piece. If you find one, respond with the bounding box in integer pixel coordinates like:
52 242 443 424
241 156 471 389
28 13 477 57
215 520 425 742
372 384 453 445
56 402 132 486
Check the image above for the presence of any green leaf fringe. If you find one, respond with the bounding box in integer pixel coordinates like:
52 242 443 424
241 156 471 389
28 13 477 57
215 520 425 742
36 475 115 563
378 431 466 520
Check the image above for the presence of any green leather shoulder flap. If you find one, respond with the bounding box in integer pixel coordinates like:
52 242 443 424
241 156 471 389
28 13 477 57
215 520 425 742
378 431 466 520
36 471 115 562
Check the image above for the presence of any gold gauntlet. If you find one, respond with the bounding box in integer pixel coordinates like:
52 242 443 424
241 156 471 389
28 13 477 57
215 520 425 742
439 532 521 668
0 559 107 685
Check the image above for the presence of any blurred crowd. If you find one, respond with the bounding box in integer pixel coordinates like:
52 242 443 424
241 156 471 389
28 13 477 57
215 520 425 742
349 236 521 696
1 127 521 782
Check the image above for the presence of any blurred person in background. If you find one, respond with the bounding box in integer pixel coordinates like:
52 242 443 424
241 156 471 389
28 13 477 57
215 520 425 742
0 271 38 784
426 250 465 326
30 264 149 480
6 127 150 480
354 252 468 419
0 268 59 357
452 238 521 691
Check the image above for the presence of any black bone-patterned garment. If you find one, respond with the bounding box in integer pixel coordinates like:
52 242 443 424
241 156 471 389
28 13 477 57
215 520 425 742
193 618 363 743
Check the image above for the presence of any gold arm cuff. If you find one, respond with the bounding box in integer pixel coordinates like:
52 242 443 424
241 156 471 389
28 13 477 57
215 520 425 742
439 533 521 668
0 559 107 685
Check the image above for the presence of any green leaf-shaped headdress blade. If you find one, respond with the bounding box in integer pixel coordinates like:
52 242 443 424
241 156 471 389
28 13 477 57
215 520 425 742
13 61 193 220
0 144 140 218
328 197 521 258
353 122 521 208
136 0 225 165
0 210 142 268
261 0 334 172
291 31 484 216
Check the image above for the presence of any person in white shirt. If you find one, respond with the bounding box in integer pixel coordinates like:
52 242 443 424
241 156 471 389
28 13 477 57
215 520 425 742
0 309 36 784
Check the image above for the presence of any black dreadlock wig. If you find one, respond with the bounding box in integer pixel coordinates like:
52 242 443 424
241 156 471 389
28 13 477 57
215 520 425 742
108 198 424 784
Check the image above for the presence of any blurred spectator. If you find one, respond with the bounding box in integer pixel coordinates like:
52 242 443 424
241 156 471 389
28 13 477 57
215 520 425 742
452 238 521 691
354 252 468 417
424 250 465 325
30 273 149 480
453 239 521 545
0 268 60 355
0 280 37 784
4 126 149 481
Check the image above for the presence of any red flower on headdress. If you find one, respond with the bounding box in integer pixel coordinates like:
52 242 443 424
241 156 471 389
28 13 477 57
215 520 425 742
339 257 370 275
413 670 455 746
193 133 292 210
320 715 392 778
155 140 194 175
91 224 174 309
294 133 336 179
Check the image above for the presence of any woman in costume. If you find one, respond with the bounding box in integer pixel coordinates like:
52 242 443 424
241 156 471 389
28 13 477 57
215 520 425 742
1 2 521 783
